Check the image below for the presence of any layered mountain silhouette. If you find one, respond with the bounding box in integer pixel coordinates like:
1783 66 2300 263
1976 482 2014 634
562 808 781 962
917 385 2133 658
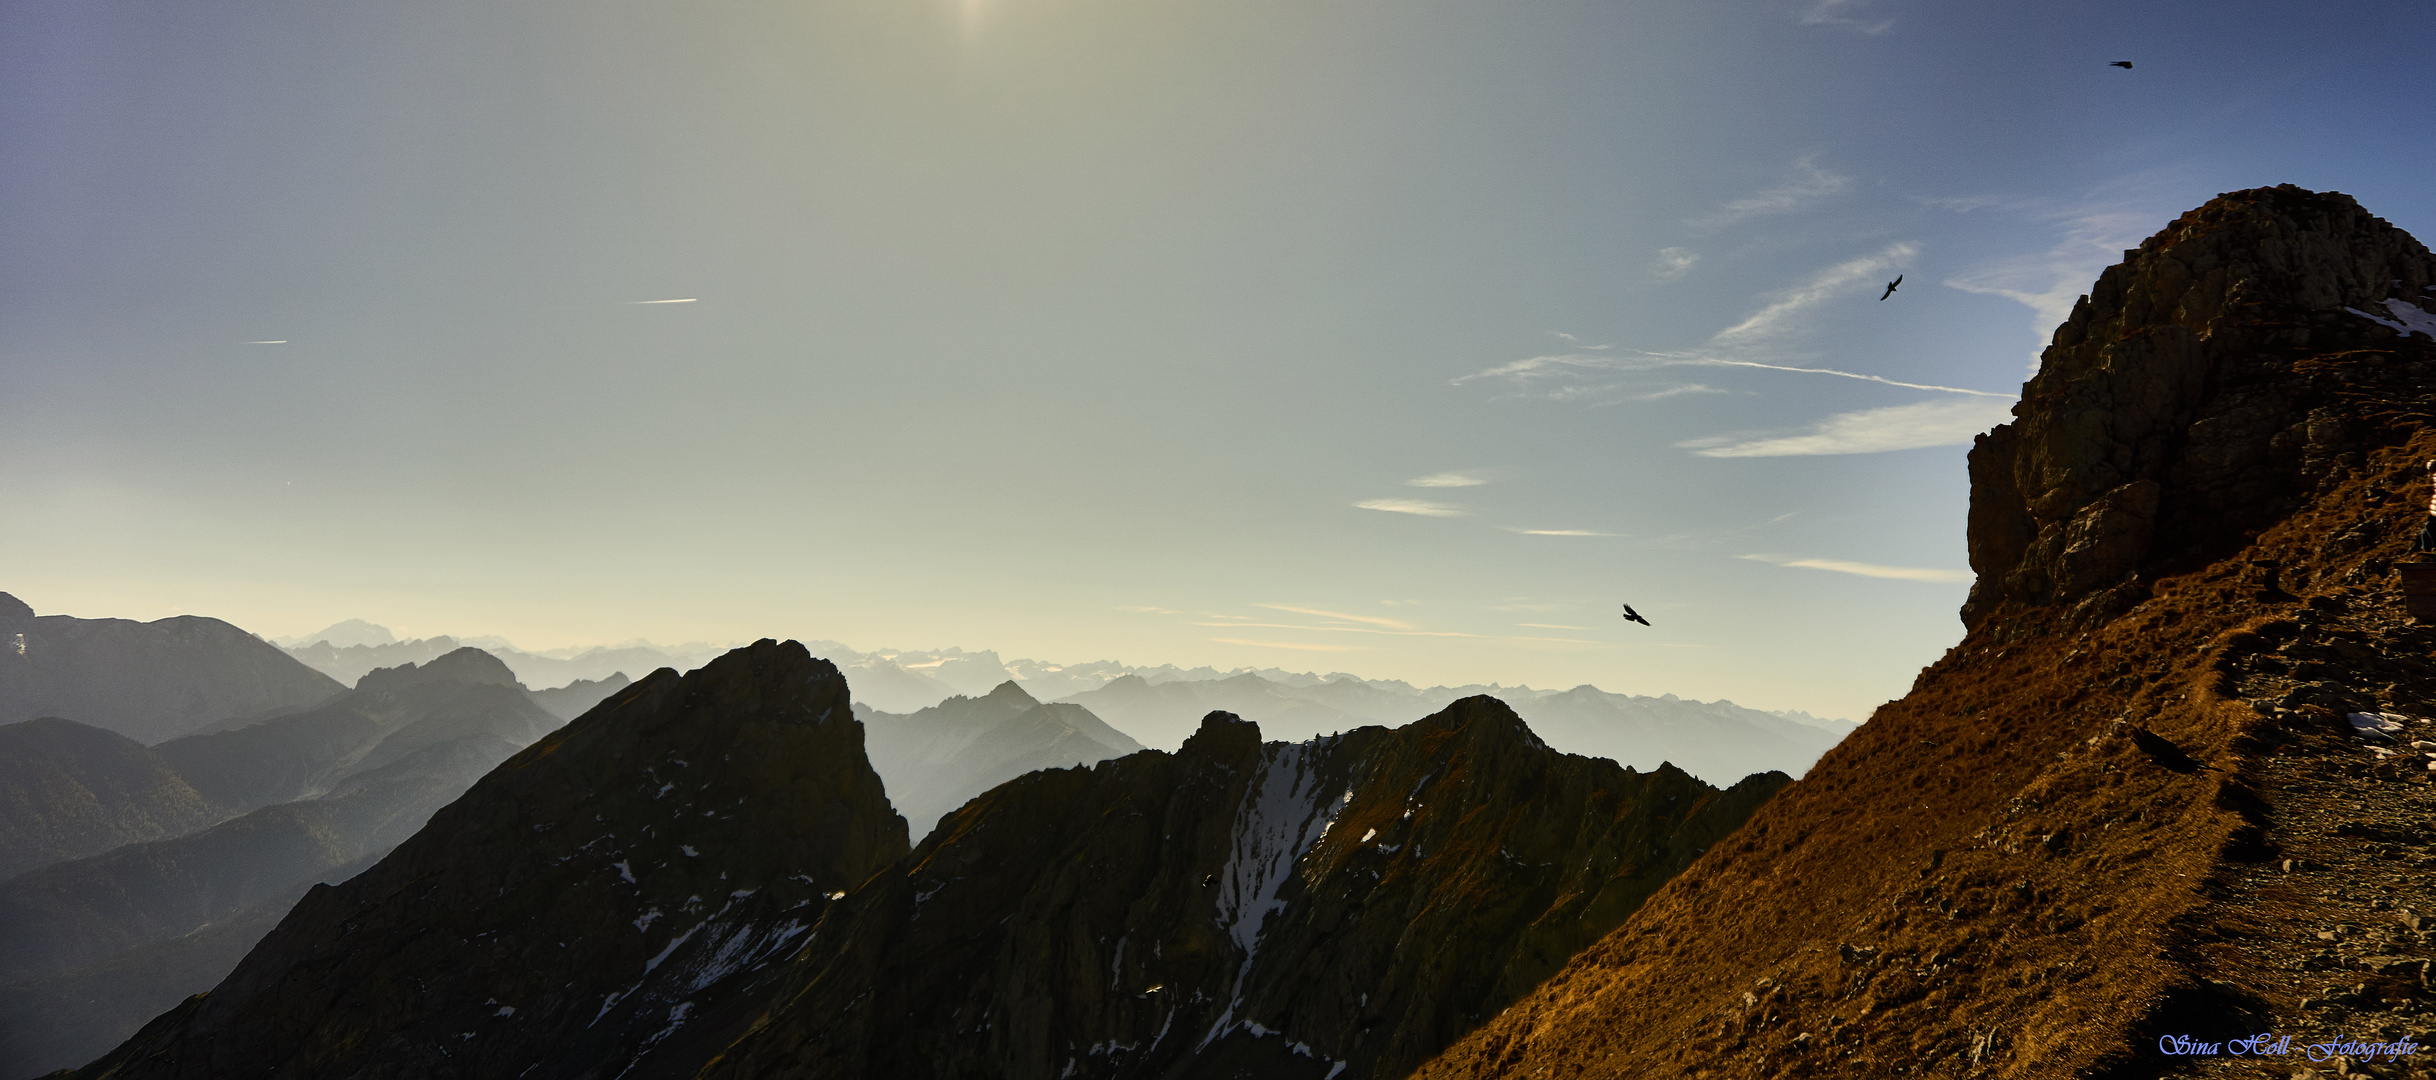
280 633 719 692
527 671 634 722
0 648 564 1075
73 639 907 1080
1410 188 2436 1076
1062 672 1848 783
0 593 344 744
858 680 1144 835
65 649 1781 1079
280 629 1849 785
0 720 223 882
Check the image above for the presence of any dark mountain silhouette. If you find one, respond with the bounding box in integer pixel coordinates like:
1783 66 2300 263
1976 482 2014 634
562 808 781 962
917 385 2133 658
65 656 1779 1080
0 593 344 744
71 640 907 1080
1412 186 2436 1077
704 700 1783 1080
1061 671 1848 783
859 680 1144 836
0 719 225 882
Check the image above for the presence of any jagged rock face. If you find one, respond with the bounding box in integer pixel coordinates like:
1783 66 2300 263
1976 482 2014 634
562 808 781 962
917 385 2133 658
1966 186 2436 628
1409 189 2436 1079
0 594 346 743
707 697 1785 1080
72 640 910 1080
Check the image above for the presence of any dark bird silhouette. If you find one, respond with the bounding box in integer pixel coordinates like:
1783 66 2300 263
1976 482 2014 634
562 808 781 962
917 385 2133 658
1620 603 1651 627
1879 274 1902 301
2110 61 2133 68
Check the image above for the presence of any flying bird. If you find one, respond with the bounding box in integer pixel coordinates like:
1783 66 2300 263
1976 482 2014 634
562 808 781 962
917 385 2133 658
1620 603 1651 627
2110 61 2133 69
1879 275 1902 301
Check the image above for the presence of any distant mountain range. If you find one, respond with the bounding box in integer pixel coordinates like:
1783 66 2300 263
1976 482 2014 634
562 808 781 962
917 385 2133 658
2 593 345 744
858 681 1145 835
279 625 1855 783
0 648 575 1076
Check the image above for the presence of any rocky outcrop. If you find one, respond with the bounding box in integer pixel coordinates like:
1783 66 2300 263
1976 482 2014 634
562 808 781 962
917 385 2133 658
0 719 226 882
705 698 1784 1080
0 594 346 744
860 680 1145 835
70 640 908 1080
1411 188 2436 1078
1965 185 2436 628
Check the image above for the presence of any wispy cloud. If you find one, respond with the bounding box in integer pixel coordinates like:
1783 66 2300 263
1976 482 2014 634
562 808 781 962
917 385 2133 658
1710 242 1916 349
1939 196 2160 370
1689 155 1854 230
1503 528 1618 536
1454 350 1997 400
1209 638 1371 652
1654 247 1700 280
1405 471 1489 488
1454 241 1958 409
1740 553 1970 582
1252 604 1414 630
1799 0 1893 34
1115 605 1179 614
1516 623 1595 630
1678 397 2015 457
1550 331 1613 350
1355 498 1468 517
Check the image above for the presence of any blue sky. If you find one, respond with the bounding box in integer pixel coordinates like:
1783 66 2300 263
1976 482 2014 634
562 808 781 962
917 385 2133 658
4 0 2432 718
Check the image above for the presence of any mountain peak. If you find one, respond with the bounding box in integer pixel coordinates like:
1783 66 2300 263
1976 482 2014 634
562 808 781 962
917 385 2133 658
353 646 523 694
0 592 33 627
1964 184 2436 628
1179 709 1260 759
75 638 904 1079
981 679 1037 705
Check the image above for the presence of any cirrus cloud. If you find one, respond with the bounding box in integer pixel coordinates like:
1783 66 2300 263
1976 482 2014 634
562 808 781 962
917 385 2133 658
1740 553 1971 582
1678 397 2016 457
1355 498 1469 517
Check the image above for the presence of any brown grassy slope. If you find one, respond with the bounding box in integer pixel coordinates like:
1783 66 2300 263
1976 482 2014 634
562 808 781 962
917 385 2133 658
1413 187 2436 1079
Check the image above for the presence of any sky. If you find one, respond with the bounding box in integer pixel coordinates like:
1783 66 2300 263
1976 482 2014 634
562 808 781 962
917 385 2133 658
4 0 2433 720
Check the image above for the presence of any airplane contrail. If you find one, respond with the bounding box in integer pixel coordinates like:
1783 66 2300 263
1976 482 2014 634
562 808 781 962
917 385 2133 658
632 298 699 304
247 340 288 344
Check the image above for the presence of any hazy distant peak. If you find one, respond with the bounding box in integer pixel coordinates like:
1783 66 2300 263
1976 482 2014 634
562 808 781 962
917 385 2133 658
982 680 1037 705
297 621 392 648
353 647 522 694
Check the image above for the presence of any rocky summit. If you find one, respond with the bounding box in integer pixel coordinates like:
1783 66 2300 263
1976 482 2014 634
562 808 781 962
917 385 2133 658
71 639 908 1080
1411 187 2436 1078
701 697 1784 1080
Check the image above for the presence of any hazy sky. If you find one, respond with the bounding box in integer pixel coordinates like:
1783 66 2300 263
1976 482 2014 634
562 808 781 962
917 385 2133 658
5 0 2431 719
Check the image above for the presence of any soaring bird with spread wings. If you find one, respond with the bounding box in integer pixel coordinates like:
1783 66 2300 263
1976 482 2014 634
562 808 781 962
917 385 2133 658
2110 61 2134 68
1620 603 1651 627
1879 275 1902 301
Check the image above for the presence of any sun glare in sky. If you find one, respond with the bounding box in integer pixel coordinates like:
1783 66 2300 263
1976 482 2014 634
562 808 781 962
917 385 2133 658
3 0 2431 719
